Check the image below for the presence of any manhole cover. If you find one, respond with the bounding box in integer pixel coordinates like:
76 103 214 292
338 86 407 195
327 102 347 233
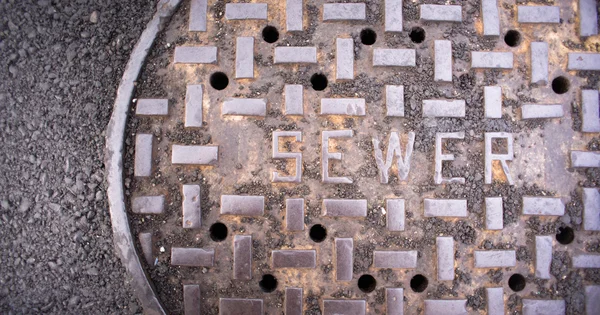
106 0 600 314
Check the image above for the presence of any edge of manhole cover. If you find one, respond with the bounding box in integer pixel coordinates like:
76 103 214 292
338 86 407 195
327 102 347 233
105 1 181 314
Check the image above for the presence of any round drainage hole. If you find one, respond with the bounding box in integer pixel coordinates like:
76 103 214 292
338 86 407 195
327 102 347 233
556 226 575 244
552 76 570 94
311 73 328 91
262 25 279 43
358 274 377 293
259 274 278 293
410 274 428 292
360 28 377 45
209 222 228 242
210 72 229 90
504 30 521 47
508 273 526 292
409 27 425 44
309 224 327 243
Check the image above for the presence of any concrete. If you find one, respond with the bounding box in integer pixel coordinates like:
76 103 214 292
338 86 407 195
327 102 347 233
132 195 164 214
182 185 201 229
321 98 366 115
522 197 565 216
323 300 366 315
173 46 217 64
535 236 552 279
185 85 203 127
522 299 565 315
385 0 403 32
373 49 416 67
581 90 600 132
171 145 218 165
221 195 265 216
136 98 168 116
134 134 152 177
571 151 600 167
222 98 267 116
420 5 462 22
583 188 600 231
471 51 513 69
225 3 268 20
434 40 452 82
568 53 600 71
481 0 500 36
437 236 454 280
286 198 305 231
323 199 367 217
474 250 516 268
233 235 252 280
521 104 564 119
285 85 304 115
170 247 214 267
386 85 404 117
373 251 417 268
336 38 354 80
485 197 503 230
518 6 560 23
188 0 207 32
424 300 467 315
531 42 548 84
274 47 317 64
422 99 466 117
335 238 353 281
286 0 303 31
235 37 254 79
272 250 316 268
424 199 468 217
387 199 405 231
323 3 366 21
484 86 502 118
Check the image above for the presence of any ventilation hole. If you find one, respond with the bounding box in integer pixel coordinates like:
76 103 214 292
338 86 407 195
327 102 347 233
209 222 228 242
360 28 377 45
310 73 328 91
357 274 377 293
309 224 327 243
508 273 526 292
409 27 426 44
262 25 279 43
209 72 229 90
556 226 575 244
259 274 278 293
552 76 570 94
410 274 428 293
504 30 521 47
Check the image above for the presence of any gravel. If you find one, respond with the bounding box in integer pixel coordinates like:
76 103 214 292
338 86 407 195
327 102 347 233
0 0 155 313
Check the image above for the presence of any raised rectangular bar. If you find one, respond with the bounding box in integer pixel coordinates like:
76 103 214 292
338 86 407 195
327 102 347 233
485 197 503 230
580 0 598 37
481 0 500 36
132 196 164 214
531 42 548 84
235 37 254 79
584 188 600 231
286 0 303 31
222 98 266 116
219 299 263 315
568 53 600 71
136 99 168 116
521 104 563 119
424 300 467 315
285 287 303 315
182 185 201 229
335 238 353 281
386 85 404 117
336 38 354 80
189 0 207 32
286 198 305 231
387 288 404 315
586 285 600 314
582 90 600 132
437 236 454 280
323 3 366 21
234 235 252 280
571 151 600 168
518 6 560 23
324 199 367 217
474 250 516 268
573 254 600 268
185 85 203 127
321 98 366 116
373 251 417 268
174 46 217 64
424 199 467 217
487 287 504 315
134 134 152 177
535 236 552 279
522 197 565 215
387 199 405 231
323 300 365 315
171 247 214 267
171 145 218 165
184 284 201 315
285 85 303 115
484 86 502 118
522 299 565 315
385 0 403 32
221 195 264 216
272 250 316 268
373 49 416 67
420 5 462 22
138 232 154 265
225 3 267 20
434 40 452 82
471 51 513 69
274 46 317 64
422 99 465 118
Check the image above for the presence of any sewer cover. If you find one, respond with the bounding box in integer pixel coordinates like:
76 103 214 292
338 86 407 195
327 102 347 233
113 0 600 314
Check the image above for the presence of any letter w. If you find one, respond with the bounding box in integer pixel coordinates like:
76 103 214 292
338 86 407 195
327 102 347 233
372 132 415 183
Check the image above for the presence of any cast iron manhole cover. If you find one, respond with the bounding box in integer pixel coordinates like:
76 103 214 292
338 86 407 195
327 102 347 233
106 0 600 314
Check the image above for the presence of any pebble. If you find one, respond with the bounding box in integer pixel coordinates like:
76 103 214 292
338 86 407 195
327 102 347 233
90 11 99 24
